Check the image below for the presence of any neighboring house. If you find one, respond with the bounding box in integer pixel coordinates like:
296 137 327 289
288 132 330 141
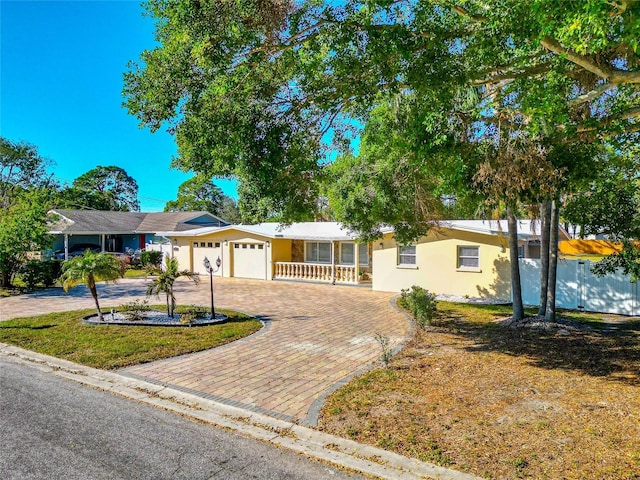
47 209 228 260
154 222 371 284
558 239 623 258
372 220 569 300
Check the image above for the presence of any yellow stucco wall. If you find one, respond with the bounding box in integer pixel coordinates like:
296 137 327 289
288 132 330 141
372 229 512 300
169 229 289 280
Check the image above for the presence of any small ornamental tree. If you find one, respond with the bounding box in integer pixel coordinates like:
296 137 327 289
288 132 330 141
146 256 199 318
59 250 123 321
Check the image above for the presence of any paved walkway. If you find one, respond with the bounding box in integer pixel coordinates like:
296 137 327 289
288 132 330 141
0 278 411 424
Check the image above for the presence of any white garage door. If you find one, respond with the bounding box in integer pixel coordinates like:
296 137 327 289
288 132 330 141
192 241 223 276
232 242 267 279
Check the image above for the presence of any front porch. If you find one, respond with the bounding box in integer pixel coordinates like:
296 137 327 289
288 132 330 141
274 262 367 284
273 239 371 285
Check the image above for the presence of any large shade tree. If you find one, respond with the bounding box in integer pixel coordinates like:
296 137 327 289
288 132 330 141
164 174 242 223
0 137 55 287
124 0 640 318
71 165 140 211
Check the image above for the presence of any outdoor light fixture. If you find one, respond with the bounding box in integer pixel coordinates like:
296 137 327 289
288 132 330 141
379 242 384 249
203 256 222 320
265 240 270 247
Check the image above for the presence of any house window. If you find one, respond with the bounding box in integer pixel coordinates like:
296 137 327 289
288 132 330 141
398 245 416 265
258 244 264 250
518 245 525 258
193 242 198 248
207 242 213 248
250 244 255 249
305 241 331 263
339 243 370 266
234 244 239 249
215 242 221 248
200 242 206 248
340 243 355 265
457 246 479 268
359 244 369 266
242 244 247 249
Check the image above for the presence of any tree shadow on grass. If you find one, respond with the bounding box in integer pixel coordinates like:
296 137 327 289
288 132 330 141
433 304 640 386
0 324 57 330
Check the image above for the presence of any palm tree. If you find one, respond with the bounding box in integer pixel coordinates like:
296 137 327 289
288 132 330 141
59 250 123 321
146 256 198 318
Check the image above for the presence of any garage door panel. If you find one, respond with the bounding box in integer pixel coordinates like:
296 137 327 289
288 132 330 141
193 245 223 276
233 243 266 279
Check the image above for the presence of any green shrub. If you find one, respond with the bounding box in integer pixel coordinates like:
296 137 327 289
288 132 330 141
399 285 437 328
140 250 163 268
20 259 62 290
184 305 208 319
119 299 150 321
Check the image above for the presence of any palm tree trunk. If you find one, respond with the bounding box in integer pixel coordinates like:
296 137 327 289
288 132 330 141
89 283 103 321
507 208 525 321
538 201 551 316
545 200 560 322
166 292 171 318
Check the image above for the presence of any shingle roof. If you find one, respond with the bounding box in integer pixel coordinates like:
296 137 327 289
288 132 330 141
48 209 227 234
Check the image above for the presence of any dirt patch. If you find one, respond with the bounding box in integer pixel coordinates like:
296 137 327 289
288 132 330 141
320 303 640 479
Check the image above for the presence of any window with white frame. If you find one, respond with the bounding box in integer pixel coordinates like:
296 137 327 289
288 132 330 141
359 244 369 266
340 243 355 265
457 246 479 268
305 241 331 263
398 245 416 265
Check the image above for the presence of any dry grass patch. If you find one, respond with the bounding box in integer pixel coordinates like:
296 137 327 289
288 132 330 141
320 302 640 479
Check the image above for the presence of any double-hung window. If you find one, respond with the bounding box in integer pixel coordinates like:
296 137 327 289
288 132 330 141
398 245 416 265
358 244 369 266
339 242 370 266
340 242 355 265
457 246 479 269
305 241 331 263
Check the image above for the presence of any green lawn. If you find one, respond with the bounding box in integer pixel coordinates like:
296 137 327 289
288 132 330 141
0 305 262 370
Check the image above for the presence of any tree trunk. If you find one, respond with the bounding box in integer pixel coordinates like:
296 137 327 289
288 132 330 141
0 270 10 288
89 282 103 321
545 200 560 322
538 201 551 316
507 208 525 321
166 292 171 318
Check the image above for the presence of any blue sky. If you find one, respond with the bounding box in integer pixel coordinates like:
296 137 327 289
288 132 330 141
1 0 238 211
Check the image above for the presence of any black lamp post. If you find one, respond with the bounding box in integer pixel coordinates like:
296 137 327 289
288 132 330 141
203 256 222 319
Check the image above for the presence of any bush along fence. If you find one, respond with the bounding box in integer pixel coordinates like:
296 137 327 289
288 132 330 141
519 258 638 316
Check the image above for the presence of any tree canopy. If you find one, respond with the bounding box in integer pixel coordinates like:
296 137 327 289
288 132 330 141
0 137 54 287
124 0 640 234
71 165 140 211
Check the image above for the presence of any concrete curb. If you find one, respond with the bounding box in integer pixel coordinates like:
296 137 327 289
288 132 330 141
1 343 481 480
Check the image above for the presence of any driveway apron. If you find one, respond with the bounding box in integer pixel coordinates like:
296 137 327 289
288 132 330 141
0 278 411 424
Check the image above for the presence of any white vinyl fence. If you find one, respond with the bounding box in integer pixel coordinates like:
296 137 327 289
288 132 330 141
519 259 639 316
145 242 173 267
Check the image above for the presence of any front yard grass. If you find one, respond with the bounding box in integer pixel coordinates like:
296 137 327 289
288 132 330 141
320 302 640 479
0 306 262 370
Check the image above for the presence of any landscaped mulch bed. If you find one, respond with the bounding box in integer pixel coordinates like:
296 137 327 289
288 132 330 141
320 302 640 479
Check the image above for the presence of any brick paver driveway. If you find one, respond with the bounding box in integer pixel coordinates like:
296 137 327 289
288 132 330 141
0 278 410 424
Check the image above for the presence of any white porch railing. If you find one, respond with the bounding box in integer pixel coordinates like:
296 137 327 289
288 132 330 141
274 262 358 284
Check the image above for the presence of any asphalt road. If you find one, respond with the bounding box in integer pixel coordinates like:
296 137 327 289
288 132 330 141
0 359 365 480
